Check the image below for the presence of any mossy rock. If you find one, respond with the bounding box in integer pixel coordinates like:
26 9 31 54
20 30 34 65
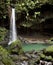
35 56 40 64
40 46 53 61
0 46 15 65
45 56 52 61
43 45 53 56
40 54 45 60
10 55 19 61
19 55 28 61
50 38 53 41
47 38 53 44
40 53 53 61
8 39 24 55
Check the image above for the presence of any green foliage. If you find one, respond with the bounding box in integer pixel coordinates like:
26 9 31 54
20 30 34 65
0 27 8 42
8 40 23 54
15 0 51 27
15 0 40 19
0 46 15 65
48 0 53 4
0 0 53 28
0 1 7 20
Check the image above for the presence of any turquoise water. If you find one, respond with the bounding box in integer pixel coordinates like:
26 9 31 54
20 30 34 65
22 43 49 52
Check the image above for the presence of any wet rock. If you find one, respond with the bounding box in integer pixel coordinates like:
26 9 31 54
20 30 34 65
15 61 21 65
0 56 2 61
19 55 28 61
26 50 36 54
32 51 38 54
0 61 4 65
47 62 52 65
9 55 19 61
40 60 45 65
40 60 53 65
28 59 36 65
25 53 31 58
22 61 28 65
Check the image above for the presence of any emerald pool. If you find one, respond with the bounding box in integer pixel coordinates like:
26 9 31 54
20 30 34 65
22 43 50 52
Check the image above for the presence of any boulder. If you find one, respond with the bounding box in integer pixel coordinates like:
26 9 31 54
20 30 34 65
8 39 24 55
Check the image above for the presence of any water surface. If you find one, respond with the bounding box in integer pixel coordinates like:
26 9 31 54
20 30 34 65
22 43 49 52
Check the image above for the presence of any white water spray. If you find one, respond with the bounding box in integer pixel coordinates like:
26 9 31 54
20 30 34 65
8 8 17 45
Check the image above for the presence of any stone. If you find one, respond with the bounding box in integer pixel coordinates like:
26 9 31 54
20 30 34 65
9 55 19 61
47 62 52 65
8 40 23 55
31 54 38 58
0 61 4 65
19 55 28 61
40 60 45 65
25 53 31 58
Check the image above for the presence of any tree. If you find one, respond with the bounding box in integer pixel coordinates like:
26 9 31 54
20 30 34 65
0 0 53 28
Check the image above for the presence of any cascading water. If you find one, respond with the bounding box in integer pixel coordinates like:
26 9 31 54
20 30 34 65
8 8 17 45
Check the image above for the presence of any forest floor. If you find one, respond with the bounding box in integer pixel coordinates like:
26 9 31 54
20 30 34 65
19 32 53 43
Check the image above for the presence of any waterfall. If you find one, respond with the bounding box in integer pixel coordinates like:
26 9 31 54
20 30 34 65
8 8 17 45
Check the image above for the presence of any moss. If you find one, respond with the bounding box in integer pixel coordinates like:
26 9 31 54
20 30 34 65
40 54 45 60
40 53 53 61
45 56 52 61
43 45 53 56
2 56 15 65
47 37 53 44
10 55 19 61
45 45 53 52
0 46 15 65
40 45 53 61
8 39 24 55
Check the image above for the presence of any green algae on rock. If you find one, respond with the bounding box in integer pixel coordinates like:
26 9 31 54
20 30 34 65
40 45 53 61
8 40 24 55
43 45 53 56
